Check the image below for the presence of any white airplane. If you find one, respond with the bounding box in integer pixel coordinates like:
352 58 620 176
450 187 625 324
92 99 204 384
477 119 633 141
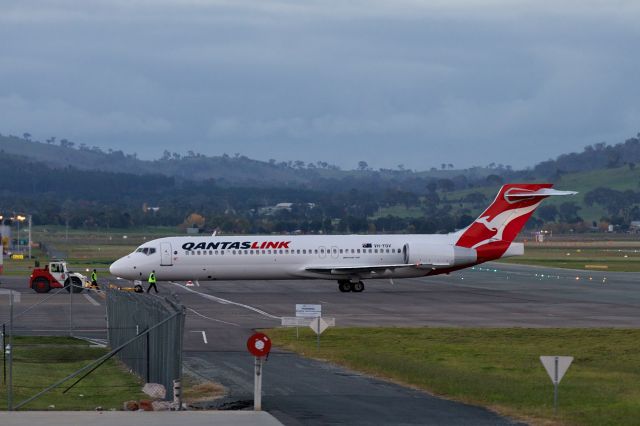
110 184 576 292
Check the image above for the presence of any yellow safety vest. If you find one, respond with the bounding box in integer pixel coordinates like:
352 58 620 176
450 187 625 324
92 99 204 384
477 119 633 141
148 273 156 284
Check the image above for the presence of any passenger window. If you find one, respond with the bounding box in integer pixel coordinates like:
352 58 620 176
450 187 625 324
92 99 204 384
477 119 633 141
285 250 289 254
314 249 318 254
357 249 360 253
297 249 300 254
232 250 236 255
339 249 343 254
214 250 218 255
221 250 225 255
279 250 284 254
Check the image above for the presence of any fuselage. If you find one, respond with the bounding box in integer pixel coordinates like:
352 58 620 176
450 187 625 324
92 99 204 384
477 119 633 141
110 233 465 281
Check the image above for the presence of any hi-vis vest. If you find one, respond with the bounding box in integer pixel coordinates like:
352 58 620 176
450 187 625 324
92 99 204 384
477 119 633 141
148 273 156 283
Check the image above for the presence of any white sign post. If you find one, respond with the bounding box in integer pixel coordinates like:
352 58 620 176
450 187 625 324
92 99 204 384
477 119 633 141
540 356 573 415
310 317 330 349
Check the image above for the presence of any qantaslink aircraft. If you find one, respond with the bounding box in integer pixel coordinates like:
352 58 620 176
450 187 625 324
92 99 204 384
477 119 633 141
110 184 575 292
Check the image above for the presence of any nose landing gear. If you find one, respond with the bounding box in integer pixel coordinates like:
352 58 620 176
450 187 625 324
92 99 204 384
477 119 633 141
338 280 365 293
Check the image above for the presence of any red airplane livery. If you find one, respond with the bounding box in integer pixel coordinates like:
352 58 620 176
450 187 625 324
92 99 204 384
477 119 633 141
111 184 576 293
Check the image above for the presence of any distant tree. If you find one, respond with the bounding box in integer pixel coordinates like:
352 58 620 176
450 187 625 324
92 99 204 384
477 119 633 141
463 192 486 204
161 150 171 160
437 178 455 192
448 163 453 169
46 136 56 144
23 132 31 141
485 174 503 186
558 202 582 223
358 161 369 171
441 163 446 170
60 138 69 147
537 204 558 222
180 213 205 230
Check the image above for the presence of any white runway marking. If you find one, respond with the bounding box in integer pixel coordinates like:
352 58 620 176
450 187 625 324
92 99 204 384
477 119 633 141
186 307 240 327
83 293 101 306
191 330 208 344
170 282 281 320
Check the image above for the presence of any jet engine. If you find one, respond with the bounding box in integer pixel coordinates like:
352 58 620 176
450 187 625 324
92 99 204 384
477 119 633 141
403 243 476 268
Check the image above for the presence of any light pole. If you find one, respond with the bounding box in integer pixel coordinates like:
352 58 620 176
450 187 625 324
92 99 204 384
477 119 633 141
15 215 26 255
28 215 32 260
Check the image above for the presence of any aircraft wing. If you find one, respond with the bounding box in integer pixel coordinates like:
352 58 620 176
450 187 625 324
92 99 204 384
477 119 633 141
305 263 446 275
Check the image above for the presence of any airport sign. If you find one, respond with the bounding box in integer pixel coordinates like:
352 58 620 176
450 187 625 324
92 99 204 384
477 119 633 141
296 304 321 318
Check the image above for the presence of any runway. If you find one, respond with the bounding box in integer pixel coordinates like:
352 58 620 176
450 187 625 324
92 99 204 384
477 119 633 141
1 262 638 424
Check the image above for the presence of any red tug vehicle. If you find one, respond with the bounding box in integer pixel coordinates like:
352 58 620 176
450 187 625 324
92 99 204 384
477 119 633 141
29 260 88 294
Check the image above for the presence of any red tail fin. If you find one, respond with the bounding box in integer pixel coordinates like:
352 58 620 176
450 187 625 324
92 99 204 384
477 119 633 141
456 183 554 262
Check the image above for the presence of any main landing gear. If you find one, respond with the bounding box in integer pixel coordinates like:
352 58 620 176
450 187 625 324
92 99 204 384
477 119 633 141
338 280 365 293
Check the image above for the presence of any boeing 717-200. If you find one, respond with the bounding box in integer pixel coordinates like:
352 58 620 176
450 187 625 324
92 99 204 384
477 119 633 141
110 184 576 292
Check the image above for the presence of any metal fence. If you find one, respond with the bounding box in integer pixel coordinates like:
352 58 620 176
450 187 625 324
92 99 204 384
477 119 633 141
105 288 185 400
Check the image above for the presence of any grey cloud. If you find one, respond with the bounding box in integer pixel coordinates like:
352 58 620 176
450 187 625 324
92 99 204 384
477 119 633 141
1 0 639 169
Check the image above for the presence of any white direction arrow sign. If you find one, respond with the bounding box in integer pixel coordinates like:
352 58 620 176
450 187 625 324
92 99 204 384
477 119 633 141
540 356 573 385
310 317 329 335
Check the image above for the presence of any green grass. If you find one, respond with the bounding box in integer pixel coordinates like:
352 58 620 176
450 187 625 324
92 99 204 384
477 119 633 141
500 241 640 272
268 327 640 426
0 336 146 410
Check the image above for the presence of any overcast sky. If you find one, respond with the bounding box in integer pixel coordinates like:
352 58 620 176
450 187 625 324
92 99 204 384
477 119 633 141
1 0 639 170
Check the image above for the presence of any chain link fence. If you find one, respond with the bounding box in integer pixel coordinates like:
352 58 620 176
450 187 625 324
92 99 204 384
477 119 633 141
105 288 185 400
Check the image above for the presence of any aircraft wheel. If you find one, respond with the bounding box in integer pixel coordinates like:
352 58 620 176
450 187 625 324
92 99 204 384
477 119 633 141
134 284 144 293
338 281 352 292
352 281 365 292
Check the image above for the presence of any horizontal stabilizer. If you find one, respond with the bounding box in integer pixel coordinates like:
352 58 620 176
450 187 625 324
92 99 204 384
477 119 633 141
506 188 578 199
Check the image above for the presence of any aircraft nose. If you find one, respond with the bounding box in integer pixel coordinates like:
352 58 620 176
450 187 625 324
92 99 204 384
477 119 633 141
109 257 129 277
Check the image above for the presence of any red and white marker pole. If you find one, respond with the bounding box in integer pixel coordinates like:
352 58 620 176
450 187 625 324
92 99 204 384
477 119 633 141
246 332 272 411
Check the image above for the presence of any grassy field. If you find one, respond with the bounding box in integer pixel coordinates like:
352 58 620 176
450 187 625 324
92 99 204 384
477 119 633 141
268 327 640 426
0 336 146 410
500 240 640 272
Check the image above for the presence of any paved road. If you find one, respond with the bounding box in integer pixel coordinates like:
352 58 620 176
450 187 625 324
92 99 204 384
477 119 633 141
1 263 638 424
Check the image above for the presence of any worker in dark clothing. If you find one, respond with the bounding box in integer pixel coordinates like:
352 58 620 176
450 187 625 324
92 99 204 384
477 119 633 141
90 269 98 289
147 270 158 293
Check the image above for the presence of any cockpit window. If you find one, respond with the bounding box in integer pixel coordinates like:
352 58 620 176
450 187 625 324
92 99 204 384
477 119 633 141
135 247 156 255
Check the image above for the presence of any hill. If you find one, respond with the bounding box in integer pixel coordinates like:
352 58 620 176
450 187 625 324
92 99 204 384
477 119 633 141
0 133 501 191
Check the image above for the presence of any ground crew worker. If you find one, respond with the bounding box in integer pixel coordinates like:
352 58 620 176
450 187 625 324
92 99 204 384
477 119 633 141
147 270 158 293
90 269 98 288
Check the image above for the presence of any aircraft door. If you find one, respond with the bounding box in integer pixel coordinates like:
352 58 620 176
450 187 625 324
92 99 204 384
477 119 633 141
331 246 339 259
160 242 173 266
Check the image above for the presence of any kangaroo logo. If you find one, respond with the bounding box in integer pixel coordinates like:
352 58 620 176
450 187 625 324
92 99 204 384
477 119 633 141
471 203 540 248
